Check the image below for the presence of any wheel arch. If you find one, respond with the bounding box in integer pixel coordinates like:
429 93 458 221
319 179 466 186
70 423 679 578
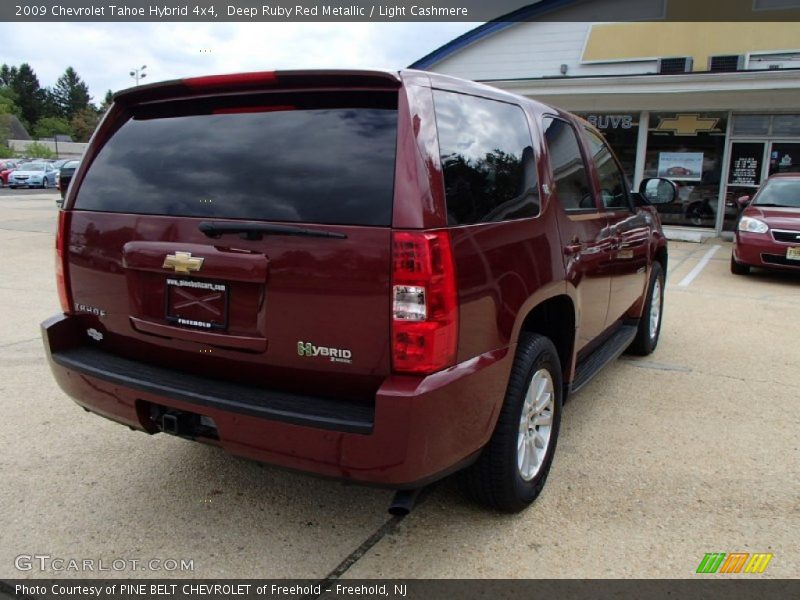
516 294 576 387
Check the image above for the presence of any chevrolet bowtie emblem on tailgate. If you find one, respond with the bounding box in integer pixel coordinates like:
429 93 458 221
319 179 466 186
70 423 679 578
162 251 204 274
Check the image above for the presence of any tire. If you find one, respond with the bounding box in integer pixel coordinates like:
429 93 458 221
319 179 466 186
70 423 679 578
730 254 750 275
686 207 702 226
42 178 49 189
685 203 713 227
461 333 563 513
628 261 665 356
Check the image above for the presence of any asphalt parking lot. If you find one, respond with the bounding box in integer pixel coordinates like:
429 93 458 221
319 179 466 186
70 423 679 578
1 190 798 580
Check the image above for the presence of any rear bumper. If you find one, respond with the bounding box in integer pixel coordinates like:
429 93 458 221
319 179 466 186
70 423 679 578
734 232 800 271
42 314 513 488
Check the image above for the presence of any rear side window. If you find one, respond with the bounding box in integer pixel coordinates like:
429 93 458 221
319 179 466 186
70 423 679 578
583 128 631 210
433 90 539 226
74 92 397 226
542 117 594 212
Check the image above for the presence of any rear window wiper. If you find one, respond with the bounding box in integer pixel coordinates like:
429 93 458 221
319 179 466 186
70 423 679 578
198 221 347 241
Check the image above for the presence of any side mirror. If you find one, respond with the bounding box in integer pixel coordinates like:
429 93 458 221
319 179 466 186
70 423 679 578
736 195 751 207
639 177 678 205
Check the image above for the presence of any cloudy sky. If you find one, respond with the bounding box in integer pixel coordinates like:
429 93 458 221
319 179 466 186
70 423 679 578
0 22 478 102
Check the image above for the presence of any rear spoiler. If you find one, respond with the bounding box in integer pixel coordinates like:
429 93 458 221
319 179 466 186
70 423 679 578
113 69 403 106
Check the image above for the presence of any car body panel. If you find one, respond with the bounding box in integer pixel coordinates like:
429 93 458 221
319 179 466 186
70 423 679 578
733 174 800 271
57 160 80 202
43 69 667 488
8 163 57 188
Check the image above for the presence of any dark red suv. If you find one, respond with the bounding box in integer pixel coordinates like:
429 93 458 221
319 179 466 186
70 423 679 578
42 70 674 513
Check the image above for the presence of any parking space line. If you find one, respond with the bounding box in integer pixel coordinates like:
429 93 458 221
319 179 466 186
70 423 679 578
677 245 721 287
304 514 406 599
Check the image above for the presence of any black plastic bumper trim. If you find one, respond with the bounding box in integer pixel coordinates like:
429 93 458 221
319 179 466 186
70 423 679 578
51 345 374 434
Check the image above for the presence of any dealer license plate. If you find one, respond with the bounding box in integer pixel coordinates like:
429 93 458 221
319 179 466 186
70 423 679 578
787 247 800 261
165 278 228 330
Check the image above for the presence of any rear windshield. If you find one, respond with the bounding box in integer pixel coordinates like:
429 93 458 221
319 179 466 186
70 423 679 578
74 92 397 226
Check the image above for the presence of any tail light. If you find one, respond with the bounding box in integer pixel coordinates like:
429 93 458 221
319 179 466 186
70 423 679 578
391 230 458 374
55 210 72 313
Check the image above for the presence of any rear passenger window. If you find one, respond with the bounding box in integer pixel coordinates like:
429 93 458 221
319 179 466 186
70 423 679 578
542 117 594 212
433 90 539 226
584 128 631 210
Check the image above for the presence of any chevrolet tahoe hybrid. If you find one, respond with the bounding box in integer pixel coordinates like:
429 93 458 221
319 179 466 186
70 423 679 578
42 70 675 513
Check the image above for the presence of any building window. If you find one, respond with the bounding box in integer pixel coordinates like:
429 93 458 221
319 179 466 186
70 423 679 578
644 112 728 228
732 115 770 136
732 114 800 137
576 113 639 177
772 115 800 136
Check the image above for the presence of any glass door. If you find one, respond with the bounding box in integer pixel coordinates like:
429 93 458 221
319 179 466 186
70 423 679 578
722 141 768 231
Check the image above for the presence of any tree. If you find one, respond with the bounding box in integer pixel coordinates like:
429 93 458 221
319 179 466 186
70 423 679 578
99 89 114 112
33 116 72 139
0 118 11 155
0 64 18 87
70 107 100 142
0 87 22 119
8 63 50 130
24 141 55 158
40 88 62 120
53 67 91 120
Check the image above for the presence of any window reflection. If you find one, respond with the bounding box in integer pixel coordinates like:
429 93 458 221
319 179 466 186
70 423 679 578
434 90 539 225
542 117 593 211
76 99 398 227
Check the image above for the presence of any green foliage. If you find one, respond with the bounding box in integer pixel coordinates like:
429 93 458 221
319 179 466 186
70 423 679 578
0 87 22 118
3 62 99 142
8 63 45 129
33 116 72 139
0 142 13 157
0 64 18 87
70 107 100 142
54 67 91 120
40 88 61 120
24 141 55 159
100 89 114 112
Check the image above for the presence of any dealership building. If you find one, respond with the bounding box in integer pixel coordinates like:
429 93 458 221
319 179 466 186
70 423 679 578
411 3 800 239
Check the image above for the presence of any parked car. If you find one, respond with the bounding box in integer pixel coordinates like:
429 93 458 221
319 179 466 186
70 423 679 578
731 173 800 274
56 160 80 205
41 69 675 513
8 162 58 189
0 159 20 187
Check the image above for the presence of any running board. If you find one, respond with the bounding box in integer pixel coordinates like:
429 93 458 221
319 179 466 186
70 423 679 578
569 324 638 395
